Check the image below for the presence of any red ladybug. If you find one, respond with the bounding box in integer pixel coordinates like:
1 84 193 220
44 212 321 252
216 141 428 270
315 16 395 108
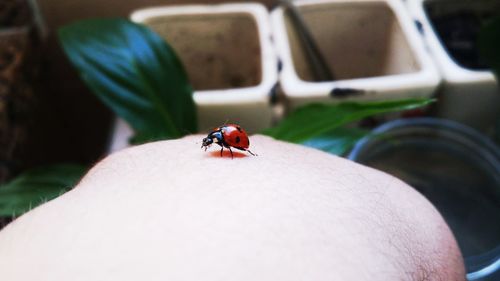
201 124 257 158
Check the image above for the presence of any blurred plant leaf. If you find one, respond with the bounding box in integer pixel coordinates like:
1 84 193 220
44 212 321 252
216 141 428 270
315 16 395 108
263 98 433 143
302 127 369 156
59 18 196 143
479 16 500 77
0 164 86 217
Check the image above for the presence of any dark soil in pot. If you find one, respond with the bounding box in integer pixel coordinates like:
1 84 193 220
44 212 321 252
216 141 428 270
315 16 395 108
425 0 500 70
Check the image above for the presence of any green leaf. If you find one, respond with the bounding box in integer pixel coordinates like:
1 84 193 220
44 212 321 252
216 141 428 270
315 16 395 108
302 127 369 156
479 16 500 78
58 18 197 143
0 164 87 217
263 98 433 143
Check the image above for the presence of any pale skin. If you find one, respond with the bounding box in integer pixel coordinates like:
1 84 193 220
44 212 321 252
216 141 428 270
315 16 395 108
0 135 465 280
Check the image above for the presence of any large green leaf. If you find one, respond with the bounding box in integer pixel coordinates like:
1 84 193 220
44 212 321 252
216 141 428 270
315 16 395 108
0 164 87 217
479 16 500 77
263 98 433 143
302 127 369 156
59 18 197 143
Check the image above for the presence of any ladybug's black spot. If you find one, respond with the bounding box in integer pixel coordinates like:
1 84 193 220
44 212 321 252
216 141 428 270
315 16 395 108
235 136 241 143
236 126 242 132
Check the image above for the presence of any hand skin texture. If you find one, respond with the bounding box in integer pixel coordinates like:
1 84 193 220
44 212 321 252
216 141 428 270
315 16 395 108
0 135 465 281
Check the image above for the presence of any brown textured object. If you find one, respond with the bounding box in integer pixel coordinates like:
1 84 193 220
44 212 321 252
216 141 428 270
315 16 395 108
0 0 31 28
0 0 39 183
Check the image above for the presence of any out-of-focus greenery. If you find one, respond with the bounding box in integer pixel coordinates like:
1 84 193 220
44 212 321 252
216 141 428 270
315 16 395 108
479 16 500 78
479 16 500 144
59 19 197 143
264 98 434 155
302 127 369 156
0 164 86 217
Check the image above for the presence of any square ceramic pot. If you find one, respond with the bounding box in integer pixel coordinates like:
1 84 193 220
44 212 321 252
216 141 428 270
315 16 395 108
406 0 500 132
109 3 277 152
271 0 440 111
132 3 277 133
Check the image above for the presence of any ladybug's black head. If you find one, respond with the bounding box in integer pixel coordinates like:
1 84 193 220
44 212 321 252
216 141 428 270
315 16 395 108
201 137 213 149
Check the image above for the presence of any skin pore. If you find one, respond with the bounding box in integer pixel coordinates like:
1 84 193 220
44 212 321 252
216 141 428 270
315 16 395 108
0 135 465 280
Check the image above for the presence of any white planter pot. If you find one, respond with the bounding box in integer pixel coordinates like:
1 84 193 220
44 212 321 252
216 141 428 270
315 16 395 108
109 3 277 153
271 0 440 111
406 0 500 132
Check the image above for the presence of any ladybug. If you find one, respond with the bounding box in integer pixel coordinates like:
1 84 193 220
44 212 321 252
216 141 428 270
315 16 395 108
201 124 257 158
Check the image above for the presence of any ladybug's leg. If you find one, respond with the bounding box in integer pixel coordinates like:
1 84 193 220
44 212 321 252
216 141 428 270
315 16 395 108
235 147 257 156
246 149 257 156
220 147 224 157
228 147 234 159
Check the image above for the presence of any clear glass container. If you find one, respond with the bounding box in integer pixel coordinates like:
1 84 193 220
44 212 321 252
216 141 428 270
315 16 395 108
348 118 500 280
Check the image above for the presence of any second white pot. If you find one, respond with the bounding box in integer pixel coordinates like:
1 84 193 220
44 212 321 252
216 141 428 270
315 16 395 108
271 0 440 111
